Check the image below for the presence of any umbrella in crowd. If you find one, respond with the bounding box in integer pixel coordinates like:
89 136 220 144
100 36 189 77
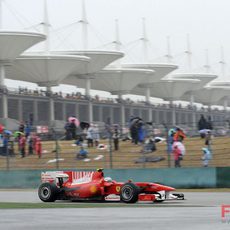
129 117 143 128
172 141 186 155
168 128 176 136
97 144 107 150
154 137 165 143
0 124 4 133
13 131 24 138
4 130 12 135
199 129 211 134
80 121 90 130
68 116 80 127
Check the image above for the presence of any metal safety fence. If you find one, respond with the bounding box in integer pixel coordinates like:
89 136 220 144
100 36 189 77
0 120 230 170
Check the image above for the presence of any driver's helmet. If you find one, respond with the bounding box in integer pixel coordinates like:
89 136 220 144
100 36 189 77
97 168 104 172
104 177 112 182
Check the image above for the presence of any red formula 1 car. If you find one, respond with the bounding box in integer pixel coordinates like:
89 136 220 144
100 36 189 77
38 169 184 203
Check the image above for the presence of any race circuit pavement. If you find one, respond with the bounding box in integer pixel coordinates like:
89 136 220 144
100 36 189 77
0 190 229 230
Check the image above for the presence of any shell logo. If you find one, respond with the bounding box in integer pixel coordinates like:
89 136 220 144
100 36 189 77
116 186 120 192
90 185 97 193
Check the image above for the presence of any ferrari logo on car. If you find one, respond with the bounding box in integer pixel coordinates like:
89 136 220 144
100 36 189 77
116 186 120 192
90 185 97 193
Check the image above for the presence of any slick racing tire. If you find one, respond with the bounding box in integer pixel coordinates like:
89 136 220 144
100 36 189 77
38 183 59 202
120 183 139 203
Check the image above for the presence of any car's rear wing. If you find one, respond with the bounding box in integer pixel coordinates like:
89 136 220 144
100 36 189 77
41 171 95 184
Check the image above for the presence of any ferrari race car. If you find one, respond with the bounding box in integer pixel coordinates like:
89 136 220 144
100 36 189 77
38 169 184 203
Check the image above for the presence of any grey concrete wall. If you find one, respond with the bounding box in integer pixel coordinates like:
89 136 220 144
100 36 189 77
0 167 226 189
216 167 230 187
105 168 217 188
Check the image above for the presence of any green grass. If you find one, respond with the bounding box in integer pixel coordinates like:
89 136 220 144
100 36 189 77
0 202 209 209
0 201 140 209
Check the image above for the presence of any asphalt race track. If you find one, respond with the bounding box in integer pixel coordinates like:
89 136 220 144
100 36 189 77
0 190 229 230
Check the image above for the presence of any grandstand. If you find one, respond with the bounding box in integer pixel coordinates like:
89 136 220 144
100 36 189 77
0 1 230 131
0 0 230 173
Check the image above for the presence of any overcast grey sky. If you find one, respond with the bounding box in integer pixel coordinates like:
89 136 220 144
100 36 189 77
2 0 230 93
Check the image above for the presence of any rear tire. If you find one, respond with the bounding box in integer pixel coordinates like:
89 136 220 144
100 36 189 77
120 183 139 203
38 183 59 202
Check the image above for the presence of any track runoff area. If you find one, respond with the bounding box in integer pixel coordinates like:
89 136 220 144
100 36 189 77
0 189 230 230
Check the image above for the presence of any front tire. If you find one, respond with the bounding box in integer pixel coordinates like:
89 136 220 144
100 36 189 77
38 183 59 202
120 183 139 203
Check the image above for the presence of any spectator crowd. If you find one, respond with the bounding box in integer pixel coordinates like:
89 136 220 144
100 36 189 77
0 121 42 158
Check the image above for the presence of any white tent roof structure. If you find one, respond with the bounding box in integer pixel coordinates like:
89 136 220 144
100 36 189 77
170 73 217 90
209 81 230 87
132 78 200 101
65 67 154 95
122 63 178 84
0 31 46 119
5 54 90 87
0 31 46 62
217 94 230 106
51 50 124 75
181 85 230 105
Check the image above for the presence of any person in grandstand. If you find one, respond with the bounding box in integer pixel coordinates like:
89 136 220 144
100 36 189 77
112 125 120 151
173 127 186 142
201 147 212 167
19 133 26 158
86 125 94 147
92 124 100 147
35 135 42 158
173 144 183 168
76 146 88 159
